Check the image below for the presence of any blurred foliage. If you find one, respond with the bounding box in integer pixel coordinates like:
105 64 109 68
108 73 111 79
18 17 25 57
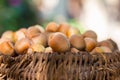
0 0 37 35
0 0 85 35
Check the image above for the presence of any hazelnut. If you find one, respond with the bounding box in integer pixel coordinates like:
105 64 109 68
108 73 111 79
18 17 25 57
34 25 45 33
27 26 41 39
19 28 27 35
31 44 45 52
57 23 70 36
84 37 97 52
91 46 112 55
0 38 10 44
69 35 85 50
90 47 103 55
100 46 112 53
27 47 34 54
67 27 80 38
71 48 79 54
46 22 58 32
14 30 26 42
107 39 118 50
45 47 53 53
0 41 14 56
48 32 70 53
43 32 54 41
1 30 14 42
83 30 97 40
97 40 114 51
15 38 31 54
31 33 47 47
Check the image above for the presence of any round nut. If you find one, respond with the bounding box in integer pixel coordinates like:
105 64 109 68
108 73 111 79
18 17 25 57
14 30 26 42
84 37 97 52
90 47 103 55
107 39 118 50
0 38 11 44
48 32 70 53
31 33 47 47
45 47 53 53
1 30 14 42
97 40 114 51
0 41 14 56
100 46 112 53
67 27 80 38
15 38 31 54
69 34 85 50
34 25 45 33
83 30 97 40
31 44 45 52
57 23 70 36
91 46 112 55
19 28 27 36
71 48 79 54
27 26 41 39
27 47 34 54
46 22 58 32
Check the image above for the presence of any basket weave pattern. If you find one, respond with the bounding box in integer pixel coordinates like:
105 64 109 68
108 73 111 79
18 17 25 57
0 51 120 80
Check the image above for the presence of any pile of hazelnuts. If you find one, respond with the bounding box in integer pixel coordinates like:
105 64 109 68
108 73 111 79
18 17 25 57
0 22 117 56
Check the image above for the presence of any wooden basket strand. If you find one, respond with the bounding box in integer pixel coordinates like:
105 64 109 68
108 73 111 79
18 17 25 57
0 51 120 80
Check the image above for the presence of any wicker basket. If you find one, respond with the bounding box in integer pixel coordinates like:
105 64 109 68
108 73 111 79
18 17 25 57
0 50 120 80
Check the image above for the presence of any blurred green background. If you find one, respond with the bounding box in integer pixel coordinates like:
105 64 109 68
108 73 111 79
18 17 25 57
0 0 120 49
0 0 38 34
0 0 85 35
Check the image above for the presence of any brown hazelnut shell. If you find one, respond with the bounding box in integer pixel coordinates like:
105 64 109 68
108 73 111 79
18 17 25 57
46 22 58 32
15 38 31 54
48 32 70 53
69 35 85 50
83 30 97 40
84 37 97 52
0 41 14 56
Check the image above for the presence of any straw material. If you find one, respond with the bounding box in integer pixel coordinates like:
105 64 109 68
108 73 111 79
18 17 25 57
0 50 120 80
